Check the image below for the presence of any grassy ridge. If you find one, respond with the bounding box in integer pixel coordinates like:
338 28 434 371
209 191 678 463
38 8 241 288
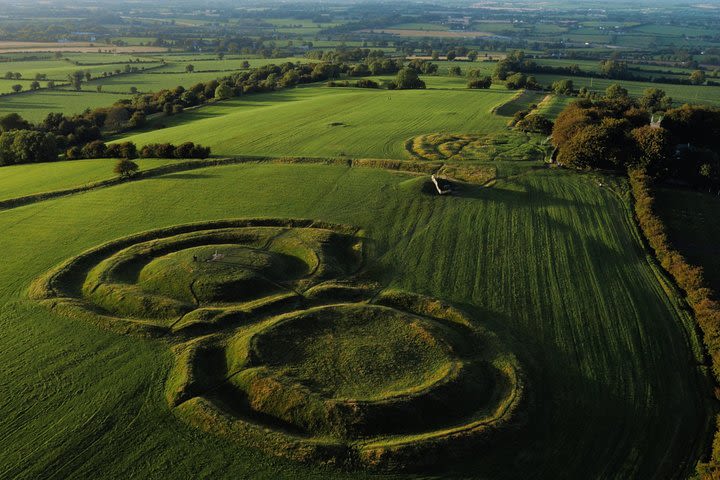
0 161 709 478
492 90 544 117
117 87 516 159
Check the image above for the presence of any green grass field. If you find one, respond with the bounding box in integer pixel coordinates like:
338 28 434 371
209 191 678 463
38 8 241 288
117 86 518 158
0 158 709 478
0 90 132 121
0 158 184 202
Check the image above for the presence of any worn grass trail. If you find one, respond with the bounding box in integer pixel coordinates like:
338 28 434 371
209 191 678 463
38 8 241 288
0 162 709 479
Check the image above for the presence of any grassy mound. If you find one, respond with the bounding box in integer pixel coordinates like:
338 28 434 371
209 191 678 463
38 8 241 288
249 304 456 400
407 131 547 162
138 245 306 304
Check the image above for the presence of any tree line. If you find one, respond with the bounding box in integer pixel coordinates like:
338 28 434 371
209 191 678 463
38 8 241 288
494 50 712 87
0 60 344 166
64 140 211 161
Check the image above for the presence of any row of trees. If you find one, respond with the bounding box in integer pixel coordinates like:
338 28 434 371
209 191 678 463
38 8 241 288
65 140 211 160
552 86 720 190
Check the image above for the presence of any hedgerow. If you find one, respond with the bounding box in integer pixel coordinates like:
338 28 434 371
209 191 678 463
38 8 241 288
629 168 720 479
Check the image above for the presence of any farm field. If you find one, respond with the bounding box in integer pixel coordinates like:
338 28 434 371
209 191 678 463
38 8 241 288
0 55 307 118
0 60 162 82
116 86 520 158
0 90 128 122
360 29 494 38
0 159 709 478
531 73 720 106
0 41 167 54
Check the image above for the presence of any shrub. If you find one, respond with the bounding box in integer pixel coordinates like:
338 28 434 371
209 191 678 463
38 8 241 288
552 79 574 95
66 146 82 160
114 158 139 177
81 140 107 159
129 111 146 128
516 114 554 135
174 142 196 158
467 76 492 89
394 68 425 90
505 73 527 90
355 79 379 89
215 82 234 100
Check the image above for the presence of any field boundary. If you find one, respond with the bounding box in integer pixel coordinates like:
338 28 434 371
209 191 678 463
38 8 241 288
0 156 443 212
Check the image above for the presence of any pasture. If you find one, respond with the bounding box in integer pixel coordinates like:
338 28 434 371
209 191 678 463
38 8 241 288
0 158 183 202
0 159 709 478
116 86 519 158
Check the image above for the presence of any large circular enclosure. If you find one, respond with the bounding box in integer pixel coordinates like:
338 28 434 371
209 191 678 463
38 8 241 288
30 219 525 471
30 219 366 335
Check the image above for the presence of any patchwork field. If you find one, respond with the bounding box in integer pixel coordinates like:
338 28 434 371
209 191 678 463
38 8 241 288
0 160 709 478
0 55 306 120
531 73 720 106
0 90 131 122
0 41 167 54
